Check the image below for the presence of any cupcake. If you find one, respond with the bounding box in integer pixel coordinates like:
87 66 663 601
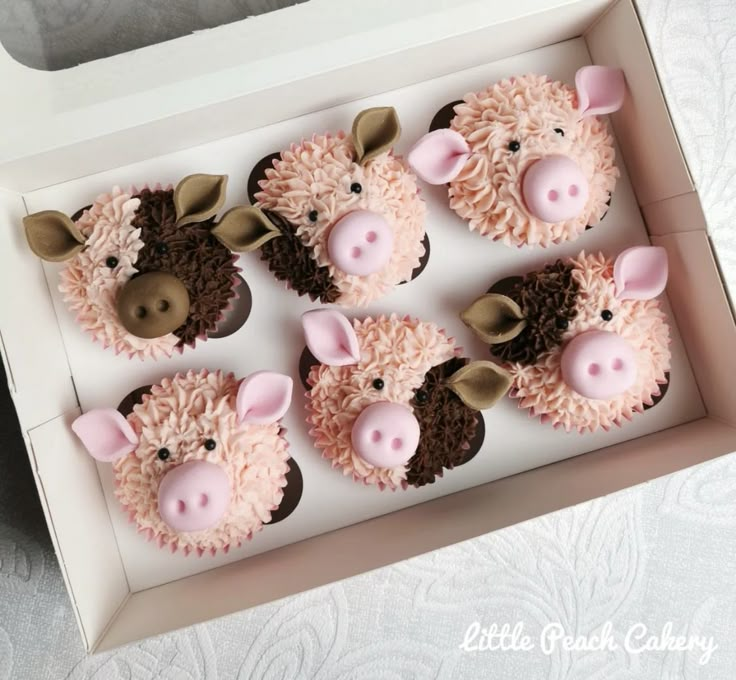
408 66 625 247
241 107 429 306
301 309 511 489
71 369 299 555
24 174 268 359
461 246 671 432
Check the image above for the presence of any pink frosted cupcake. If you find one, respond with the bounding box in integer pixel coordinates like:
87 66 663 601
243 107 429 306
408 66 626 247
71 369 299 555
300 309 511 490
461 246 671 432
24 174 267 360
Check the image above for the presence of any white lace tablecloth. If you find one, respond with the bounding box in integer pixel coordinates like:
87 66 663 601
0 1 735 677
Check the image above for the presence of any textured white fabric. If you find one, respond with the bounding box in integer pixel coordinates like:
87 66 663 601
0 1 735 677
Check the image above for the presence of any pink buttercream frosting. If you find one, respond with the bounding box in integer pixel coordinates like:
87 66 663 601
114 369 290 555
508 252 671 432
449 74 618 247
255 132 427 306
58 187 179 360
306 315 458 489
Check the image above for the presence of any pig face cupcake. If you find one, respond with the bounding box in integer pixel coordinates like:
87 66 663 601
24 174 267 360
461 246 671 432
71 370 300 555
408 66 625 247
301 310 511 489
235 107 428 306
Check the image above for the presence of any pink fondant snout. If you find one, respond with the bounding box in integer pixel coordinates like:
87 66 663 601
560 330 637 400
327 210 393 276
351 401 420 469
157 460 231 533
522 155 589 223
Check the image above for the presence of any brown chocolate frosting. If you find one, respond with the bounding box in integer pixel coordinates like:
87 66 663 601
131 188 240 348
259 209 340 304
407 357 480 488
491 260 580 365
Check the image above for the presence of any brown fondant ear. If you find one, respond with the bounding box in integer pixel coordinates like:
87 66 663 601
24 211 86 262
210 206 281 252
174 174 228 227
352 107 401 165
247 152 282 205
446 361 512 410
461 294 527 344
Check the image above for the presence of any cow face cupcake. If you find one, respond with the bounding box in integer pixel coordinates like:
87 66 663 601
301 309 511 489
24 174 268 359
461 246 671 432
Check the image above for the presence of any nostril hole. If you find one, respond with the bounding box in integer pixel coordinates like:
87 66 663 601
157 299 170 312
199 494 208 508
588 363 601 376
371 430 382 443
135 306 147 319
391 438 403 450
548 190 559 202
351 247 362 258
569 184 579 197
612 358 624 371
365 231 377 243
177 500 186 514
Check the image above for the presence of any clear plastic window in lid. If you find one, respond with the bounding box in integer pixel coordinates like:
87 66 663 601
0 0 308 70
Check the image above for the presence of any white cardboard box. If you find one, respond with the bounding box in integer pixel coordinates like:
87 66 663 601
0 0 734 653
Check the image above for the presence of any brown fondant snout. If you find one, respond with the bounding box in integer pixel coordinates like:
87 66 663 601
116 272 190 339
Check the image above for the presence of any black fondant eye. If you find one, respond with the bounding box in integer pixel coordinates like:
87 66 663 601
556 317 569 330
204 438 216 451
155 241 169 255
308 210 319 223
508 140 521 153
350 182 363 194
157 447 170 461
105 256 119 268
554 128 565 136
601 309 613 321
372 378 385 390
415 389 429 404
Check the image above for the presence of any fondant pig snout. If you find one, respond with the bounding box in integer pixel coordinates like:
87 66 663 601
560 330 637 400
327 210 393 276
157 460 231 532
351 401 420 468
523 155 589 223
116 271 190 339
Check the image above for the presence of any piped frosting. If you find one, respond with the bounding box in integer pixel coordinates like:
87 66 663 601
505 252 671 432
114 369 290 555
255 132 426 306
59 188 179 360
449 74 618 247
305 314 460 489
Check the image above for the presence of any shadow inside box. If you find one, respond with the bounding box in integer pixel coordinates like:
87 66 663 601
0 359 51 547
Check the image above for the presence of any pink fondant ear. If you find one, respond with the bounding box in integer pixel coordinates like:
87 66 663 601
407 129 471 184
614 246 668 300
236 371 293 425
302 309 360 366
71 409 138 462
575 66 625 117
